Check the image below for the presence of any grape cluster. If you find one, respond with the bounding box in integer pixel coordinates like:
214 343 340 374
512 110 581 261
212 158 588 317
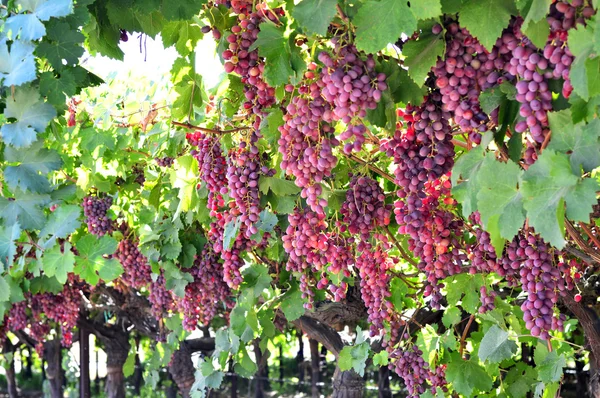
213 0 252 14
389 344 447 397
278 80 338 214
188 132 229 216
355 239 396 335
327 235 354 302
179 247 233 331
154 157 174 167
340 174 391 238
500 231 572 340
148 272 174 320
115 238 152 290
227 136 274 237
82 195 113 236
222 10 280 116
318 41 387 152
7 301 28 331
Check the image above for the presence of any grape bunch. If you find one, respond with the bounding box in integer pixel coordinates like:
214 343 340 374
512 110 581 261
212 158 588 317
340 174 392 238
227 136 274 238
278 80 339 214
7 301 28 331
155 156 174 167
213 0 253 14
327 235 354 302
318 41 387 152
222 10 281 116
82 195 114 236
179 247 233 331
115 237 152 289
188 132 229 216
389 344 447 397
433 22 515 143
355 239 395 336
148 272 174 320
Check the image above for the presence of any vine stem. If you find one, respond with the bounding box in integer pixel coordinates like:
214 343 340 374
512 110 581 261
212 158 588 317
459 315 475 358
344 153 396 185
62 170 77 183
382 225 418 268
336 4 349 23
451 139 469 149
172 120 252 134
565 219 600 263
580 222 600 253
125 148 150 157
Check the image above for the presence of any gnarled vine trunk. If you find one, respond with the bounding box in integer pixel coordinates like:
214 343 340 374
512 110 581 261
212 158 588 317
378 366 391 398
43 339 63 398
99 329 130 398
4 342 18 398
332 367 364 398
169 343 195 398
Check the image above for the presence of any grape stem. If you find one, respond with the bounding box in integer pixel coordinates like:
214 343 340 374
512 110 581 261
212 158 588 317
580 222 600 253
336 4 349 23
565 220 600 263
459 315 475 358
344 153 396 185
125 148 150 157
61 170 77 183
382 225 418 268
172 120 252 134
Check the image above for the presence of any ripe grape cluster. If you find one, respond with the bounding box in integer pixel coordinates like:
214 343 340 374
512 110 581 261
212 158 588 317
389 344 448 397
222 10 280 116
318 41 387 153
115 237 152 290
7 301 28 331
188 132 229 216
227 135 274 237
148 272 174 320
278 79 338 214
82 195 113 236
155 156 174 167
340 174 391 238
180 247 233 331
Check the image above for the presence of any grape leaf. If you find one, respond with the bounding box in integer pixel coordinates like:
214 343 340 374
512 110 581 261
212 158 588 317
0 277 10 303
280 290 305 321
259 176 301 196
417 325 441 367
252 24 295 87
504 363 536 398
476 154 525 243
446 353 493 396
373 351 389 366
161 0 205 21
410 0 442 20
4 0 73 41
548 110 600 173
568 26 599 100
0 39 36 87
169 155 199 219
403 20 446 87
442 306 462 327
75 235 120 285
123 351 136 378
478 325 517 363
1 86 57 148
161 21 203 57
0 223 21 270
458 0 515 51
42 242 75 284
523 18 550 50
4 141 62 194
338 342 370 376
521 0 551 31
36 21 85 69
536 351 566 383
353 0 417 54
292 0 337 36
0 190 51 230
522 150 599 248
223 217 241 252
38 205 82 249
39 71 77 109
240 263 271 299
451 139 488 217
171 70 205 121
445 274 483 314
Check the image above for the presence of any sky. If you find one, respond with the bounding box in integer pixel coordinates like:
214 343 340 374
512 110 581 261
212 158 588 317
82 32 224 89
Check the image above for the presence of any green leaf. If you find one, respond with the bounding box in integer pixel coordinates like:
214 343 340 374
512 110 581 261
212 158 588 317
451 143 487 217
410 0 442 20
161 21 203 57
338 342 370 376
1 86 57 148
280 290 305 321
4 141 62 194
123 351 136 378
548 110 600 172
171 71 205 121
0 223 21 270
42 242 75 284
169 155 199 219
161 0 205 21
39 205 81 249
252 24 294 87
0 190 51 230
445 273 483 314
537 351 566 383
417 325 441 367
36 21 85 68
459 0 515 51
292 0 337 36
442 306 462 328
18 0 73 20
521 0 551 31
476 154 525 243
0 39 36 87
0 277 10 302
522 150 598 248
478 325 517 363
75 235 120 285
373 351 389 366
353 0 417 54
259 177 301 196
240 262 271 298
403 20 446 86
504 363 536 398
446 353 493 396
39 71 77 109
523 18 550 49
223 218 241 252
